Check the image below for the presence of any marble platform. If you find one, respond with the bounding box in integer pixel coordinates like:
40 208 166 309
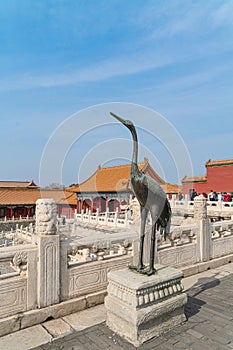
105 265 187 347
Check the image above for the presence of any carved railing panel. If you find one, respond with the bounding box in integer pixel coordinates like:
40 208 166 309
68 255 133 298
211 219 233 259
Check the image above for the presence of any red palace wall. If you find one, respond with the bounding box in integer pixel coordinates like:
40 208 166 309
206 166 233 193
182 164 233 196
182 182 207 196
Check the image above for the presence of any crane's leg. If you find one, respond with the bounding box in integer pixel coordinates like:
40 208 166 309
129 206 148 273
146 219 158 276
138 206 148 271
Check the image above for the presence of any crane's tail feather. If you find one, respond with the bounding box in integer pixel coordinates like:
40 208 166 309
158 198 171 240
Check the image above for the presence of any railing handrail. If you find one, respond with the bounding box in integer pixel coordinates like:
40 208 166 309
74 209 132 229
0 216 35 222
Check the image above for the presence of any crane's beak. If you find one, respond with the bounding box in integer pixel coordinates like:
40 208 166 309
110 112 127 125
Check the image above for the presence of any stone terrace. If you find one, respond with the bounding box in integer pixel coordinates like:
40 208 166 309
1 262 233 350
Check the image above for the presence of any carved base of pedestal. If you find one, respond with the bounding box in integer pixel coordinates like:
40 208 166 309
105 265 187 347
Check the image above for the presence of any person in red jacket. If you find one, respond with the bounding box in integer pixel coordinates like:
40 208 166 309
224 192 230 202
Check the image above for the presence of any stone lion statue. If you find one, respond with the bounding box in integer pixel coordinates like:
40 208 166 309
35 198 58 235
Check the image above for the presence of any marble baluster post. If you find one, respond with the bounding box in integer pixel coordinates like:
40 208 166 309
35 198 60 308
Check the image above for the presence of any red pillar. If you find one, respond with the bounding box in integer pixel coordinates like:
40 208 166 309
27 207 31 217
106 197 109 211
98 197 101 212
95 198 99 212
114 200 118 211
9 207 13 218
93 198 95 212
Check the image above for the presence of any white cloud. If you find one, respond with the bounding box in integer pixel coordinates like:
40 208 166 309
0 51 173 91
211 0 233 26
139 1 233 40
0 43 231 92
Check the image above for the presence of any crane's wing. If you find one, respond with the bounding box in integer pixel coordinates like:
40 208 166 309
131 172 171 239
142 174 167 201
131 173 166 207
140 174 171 236
157 198 171 239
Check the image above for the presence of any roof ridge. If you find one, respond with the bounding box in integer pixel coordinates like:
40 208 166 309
206 158 233 166
40 189 66 191
101 161 145 170
101 164 130 170
182 175 207 183
0 180 31 183
0 180 38 188
207 158 233 162
0 187 39 191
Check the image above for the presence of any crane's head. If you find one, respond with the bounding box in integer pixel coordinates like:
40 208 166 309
110 112 134 131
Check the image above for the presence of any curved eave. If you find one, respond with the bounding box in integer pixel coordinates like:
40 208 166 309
182 178 207 184
206 162 233 168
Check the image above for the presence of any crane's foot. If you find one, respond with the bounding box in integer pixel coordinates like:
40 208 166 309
128 264 146 273
128 264 156 275
146 268 156 276
139 267 157 276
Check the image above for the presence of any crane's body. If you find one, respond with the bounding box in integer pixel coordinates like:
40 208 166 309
110 112 171 275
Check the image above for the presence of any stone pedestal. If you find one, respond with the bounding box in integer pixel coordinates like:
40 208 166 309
105 265 187 347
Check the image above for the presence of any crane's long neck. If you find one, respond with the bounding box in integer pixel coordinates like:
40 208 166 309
130 125 141 179
131 126 138 165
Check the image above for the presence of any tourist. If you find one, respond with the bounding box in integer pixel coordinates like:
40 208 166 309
191 189 197 201
223 192 230 202
178 192 183 200
208 190 216 201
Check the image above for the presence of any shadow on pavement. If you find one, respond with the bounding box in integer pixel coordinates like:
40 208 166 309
185 276 220 319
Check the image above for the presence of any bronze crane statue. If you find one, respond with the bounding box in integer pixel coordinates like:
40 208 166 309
110 112 171 275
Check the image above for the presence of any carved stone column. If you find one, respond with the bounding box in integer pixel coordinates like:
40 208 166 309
194 195 207 221
194 195 211 262
35 199 60 308
129 197 140 221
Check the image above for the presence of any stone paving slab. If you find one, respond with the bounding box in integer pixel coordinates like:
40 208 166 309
0 325 52 350
42 318 72 339
63 304 106 332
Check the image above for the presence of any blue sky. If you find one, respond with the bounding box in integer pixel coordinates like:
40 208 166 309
1 0 233 186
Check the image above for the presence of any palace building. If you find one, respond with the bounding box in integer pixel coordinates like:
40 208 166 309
0 159 180 219
0 181 77 219
69 158 180 213
182 158 233 196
